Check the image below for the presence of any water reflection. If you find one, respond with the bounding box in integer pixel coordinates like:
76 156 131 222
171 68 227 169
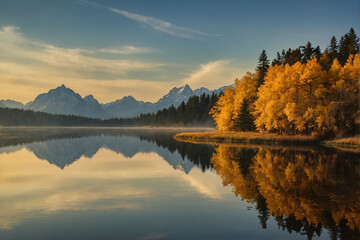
211 144 360 239
0 129 224 238
0 128 215 172
0 128 359 239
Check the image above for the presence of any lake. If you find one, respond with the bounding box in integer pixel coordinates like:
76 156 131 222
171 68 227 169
0 128 359 240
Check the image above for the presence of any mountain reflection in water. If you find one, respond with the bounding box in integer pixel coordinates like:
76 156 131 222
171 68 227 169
0 128 359 240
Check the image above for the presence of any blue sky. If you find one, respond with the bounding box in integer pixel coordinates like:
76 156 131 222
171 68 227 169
0 0 359 103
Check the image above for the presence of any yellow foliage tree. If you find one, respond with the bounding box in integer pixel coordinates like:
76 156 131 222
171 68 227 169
254 63 313 133
315 54 359 135
210 87 236 131
211 72 258 131
233 72 258 116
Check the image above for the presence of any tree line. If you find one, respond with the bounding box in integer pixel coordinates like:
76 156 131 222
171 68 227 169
108 93 219 126
0 107 102 126
211 28 359 137
0 93 219 127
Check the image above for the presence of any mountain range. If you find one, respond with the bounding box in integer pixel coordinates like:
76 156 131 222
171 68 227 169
0 84 228 119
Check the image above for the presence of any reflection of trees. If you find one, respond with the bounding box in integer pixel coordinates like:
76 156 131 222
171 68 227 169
211 146 258 201
138 133 214 171
211 145 360 239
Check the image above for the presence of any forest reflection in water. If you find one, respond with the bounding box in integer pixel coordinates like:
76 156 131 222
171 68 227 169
210 144 360 240
0 128 359 240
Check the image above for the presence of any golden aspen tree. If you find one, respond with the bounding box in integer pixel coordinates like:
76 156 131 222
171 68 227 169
314 58 342 133
298 58 325 133
337 53 359 134
283 62 306 133
210 87 236 131
232 72 258 125
255 64 297 133
319 51 332 71
315 54 359 135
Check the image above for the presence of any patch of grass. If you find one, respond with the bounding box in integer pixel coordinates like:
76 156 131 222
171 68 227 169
174 131 319 146
324 136 360 149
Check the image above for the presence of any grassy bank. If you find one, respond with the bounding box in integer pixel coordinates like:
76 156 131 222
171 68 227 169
174 131 319 146
323 136 360 149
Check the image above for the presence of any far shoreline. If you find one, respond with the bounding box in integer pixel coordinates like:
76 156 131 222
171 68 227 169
0 126 216 131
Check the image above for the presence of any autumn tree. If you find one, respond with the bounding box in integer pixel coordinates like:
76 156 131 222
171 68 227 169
254 64 301 133
254 58 326 134
211 72 258 131
210 87 236 131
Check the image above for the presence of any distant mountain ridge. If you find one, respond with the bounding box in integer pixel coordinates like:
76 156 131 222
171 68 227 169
1 84 230 119
0 99 24 109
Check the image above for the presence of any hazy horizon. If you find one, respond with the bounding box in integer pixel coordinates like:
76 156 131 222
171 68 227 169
2 83 225 105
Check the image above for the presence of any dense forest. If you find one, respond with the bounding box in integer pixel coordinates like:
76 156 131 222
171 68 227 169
0 93 219 126
211 28 359 137
0 107 102 126
106 93 219 126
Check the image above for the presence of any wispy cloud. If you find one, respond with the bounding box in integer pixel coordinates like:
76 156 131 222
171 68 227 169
93 45 152 54
0 26 160 75
80 0 213 39
0 25 171 103
183 60 243 90
0 26 163 77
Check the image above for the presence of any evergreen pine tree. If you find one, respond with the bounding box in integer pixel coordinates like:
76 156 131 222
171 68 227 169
281 49 286 63
234 98 255 131
301 41 314 63
177 101 186 125
256 50 270 89
348 28 359 54
284 48 302 65
339 35 349 65
338 28 359 65
271 52 282 66
313 45 321 59
328 36 338 61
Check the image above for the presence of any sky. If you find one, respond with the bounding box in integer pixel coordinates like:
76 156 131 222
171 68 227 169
0 0 359 103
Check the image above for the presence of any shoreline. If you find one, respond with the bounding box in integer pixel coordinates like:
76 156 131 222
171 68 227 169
174 131 360 148
0 126 215 131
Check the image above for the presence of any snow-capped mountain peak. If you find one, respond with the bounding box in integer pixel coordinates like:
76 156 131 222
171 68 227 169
25 84 107 119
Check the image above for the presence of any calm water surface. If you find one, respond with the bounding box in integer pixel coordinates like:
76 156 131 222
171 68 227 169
0 128 359 240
